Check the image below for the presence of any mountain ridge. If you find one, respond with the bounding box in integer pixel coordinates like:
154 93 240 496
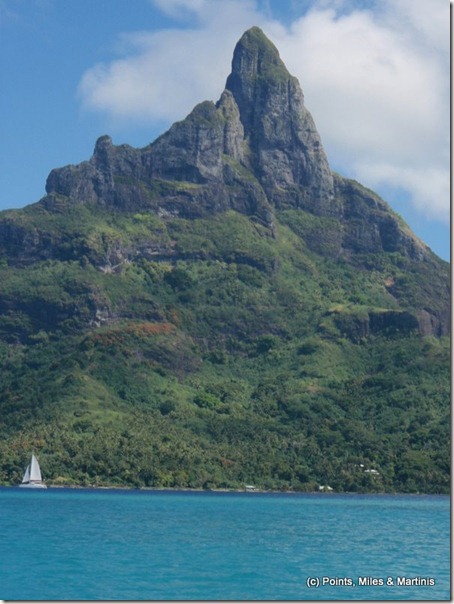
5 26 447 336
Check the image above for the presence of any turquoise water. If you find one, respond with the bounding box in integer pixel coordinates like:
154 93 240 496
0 489 450 600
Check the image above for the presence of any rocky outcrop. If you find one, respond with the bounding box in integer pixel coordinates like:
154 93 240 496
44 136 149 211
44 29 336 219
327 308 423 342
225 27 335 212
333 176 429 261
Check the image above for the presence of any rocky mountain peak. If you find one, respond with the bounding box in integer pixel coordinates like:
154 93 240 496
39 27 434 268
93 134 113 163
225 26 291 117
225 27 334 209
44 27 334 215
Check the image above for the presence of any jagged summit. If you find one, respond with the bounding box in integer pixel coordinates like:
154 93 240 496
142 26 334 212
224 27 334 208
40 28 431 262
44 27 334 216
28 26 440 278
225 26 293 116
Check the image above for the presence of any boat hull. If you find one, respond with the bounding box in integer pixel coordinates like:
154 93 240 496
19 483 47 489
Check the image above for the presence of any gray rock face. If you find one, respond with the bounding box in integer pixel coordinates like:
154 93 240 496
45 136 147 211
44 27 335 219
225 27 334 211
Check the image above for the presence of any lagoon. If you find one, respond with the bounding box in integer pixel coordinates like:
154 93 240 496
0 488 449 600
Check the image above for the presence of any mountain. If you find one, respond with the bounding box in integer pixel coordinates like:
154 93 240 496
0 27 450 493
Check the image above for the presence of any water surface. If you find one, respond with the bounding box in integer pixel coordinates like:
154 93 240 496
0 489 449 600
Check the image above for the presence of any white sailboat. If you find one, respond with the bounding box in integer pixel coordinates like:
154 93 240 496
19 454 47 488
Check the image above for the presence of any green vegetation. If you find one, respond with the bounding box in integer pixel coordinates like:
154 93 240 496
238 26 292 85
0 202 450 493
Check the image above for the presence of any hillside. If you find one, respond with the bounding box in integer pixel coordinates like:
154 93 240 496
0 28 450 493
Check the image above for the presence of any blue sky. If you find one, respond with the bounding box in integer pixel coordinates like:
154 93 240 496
1 0 450 260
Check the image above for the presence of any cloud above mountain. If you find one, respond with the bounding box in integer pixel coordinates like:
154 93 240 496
78 0 449 222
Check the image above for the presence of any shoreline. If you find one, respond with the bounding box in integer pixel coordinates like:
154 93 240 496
0 483 448 496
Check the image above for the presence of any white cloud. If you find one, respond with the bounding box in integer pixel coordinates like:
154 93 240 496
78 0 450 223
151 0 223 21
386 0 448 54
78 0 273 123
272 0 449 221
355 162 449 221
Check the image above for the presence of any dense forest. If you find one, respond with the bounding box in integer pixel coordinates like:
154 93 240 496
0 204 449 493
